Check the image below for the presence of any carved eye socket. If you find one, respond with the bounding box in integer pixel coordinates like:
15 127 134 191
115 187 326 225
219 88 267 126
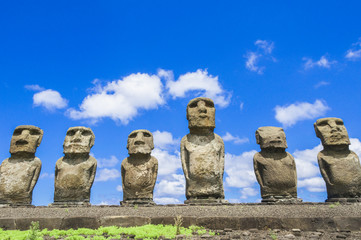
67 130 75 136
317 121 328 127
205 101 214 108
143 132 151 137
189 101 198 108
336 120 344 125
30 129 41 135
129 133 137 138
82 130 92 136
13 129 22 136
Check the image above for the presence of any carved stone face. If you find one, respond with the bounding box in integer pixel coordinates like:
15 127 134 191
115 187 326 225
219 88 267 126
314 117 350 146
256 126 288 149
187 97 215 129
9 125 43 154
63 127 95 154
127 130 154 155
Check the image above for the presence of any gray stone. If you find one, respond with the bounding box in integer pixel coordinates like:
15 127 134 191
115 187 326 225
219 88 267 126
254 127 301 202
0 125 43 205
181 97 226 204
54 127 97 205
292 228 301 236
100 216 150 227
314 118 361 201
284 233 295 239
121 130 158 205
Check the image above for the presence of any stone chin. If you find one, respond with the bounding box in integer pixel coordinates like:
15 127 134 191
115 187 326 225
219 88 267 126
9 145 37 155
260 141 288 149
188 117 215 129
128 147 152 155
63 145 91 154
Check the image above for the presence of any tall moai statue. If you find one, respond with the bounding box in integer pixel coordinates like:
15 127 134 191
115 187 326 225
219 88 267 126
121 130 158 206
181 97 227 204
254 127 301 203
0 125 43 206
314 117 361 202
53 127 97 206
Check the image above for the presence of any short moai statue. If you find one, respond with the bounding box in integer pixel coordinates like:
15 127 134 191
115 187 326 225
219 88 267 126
53 127 97 206
0 125 43 206
181 97 227 204
121 130 158 205
254 127 301 203
314 117 361 202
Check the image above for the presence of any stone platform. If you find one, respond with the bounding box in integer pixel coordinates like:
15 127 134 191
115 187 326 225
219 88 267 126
0 203 360 231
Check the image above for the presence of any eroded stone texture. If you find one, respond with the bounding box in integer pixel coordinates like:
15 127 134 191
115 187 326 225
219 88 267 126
53 127 97 205
181 97 226 204
121 130 158 205
0 125 43 205
314 117 361 202
254 127 301 203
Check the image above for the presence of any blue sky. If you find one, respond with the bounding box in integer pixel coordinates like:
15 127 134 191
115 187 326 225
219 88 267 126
1 1 361 205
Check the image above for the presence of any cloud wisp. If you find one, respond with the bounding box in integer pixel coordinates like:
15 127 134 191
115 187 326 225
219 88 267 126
244 40 275 74
345 38 361 60
274 100 330 128
33 89 68 111
222 132 249 145
303 55 336 70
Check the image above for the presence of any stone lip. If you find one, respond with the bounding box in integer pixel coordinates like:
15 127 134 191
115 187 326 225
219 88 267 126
0 203 360 231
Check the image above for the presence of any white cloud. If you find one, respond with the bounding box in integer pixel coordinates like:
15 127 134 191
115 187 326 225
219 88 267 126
303 56 336 69
97 155 119 168
39 172 54 179
116 185 123 192
33 89 68 111
222 132 249 145
293 144 322 179
298 177 326 192
152 130 179 150
274 100 330 127
350 138 361 157
154 197 181 205
314 81 330 89
67 73 165 124
95 198 121 205
152 148 181 175
95 168 121 182
225 151 258 188
245 40 275 74
154 174 185 197
239 187 258 199
240 102 244 110
345 39 361 60
166 69 231 107
255 40 274 54
25 84 45 91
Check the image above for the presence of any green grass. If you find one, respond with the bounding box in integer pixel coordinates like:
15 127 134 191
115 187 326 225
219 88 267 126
0 223 214 240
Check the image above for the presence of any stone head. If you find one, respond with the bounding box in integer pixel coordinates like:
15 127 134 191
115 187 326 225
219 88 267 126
256 126 288 149
127 129 154 155
314 117 350 146
186 97 215 130
10 125 43 155
63 126 95 154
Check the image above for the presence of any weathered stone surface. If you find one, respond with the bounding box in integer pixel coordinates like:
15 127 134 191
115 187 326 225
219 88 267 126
60 216 99 230
16 217 62 230
314 118 361 201
53 127 97 205
254 127 300 203
0 125 43 205
121 130 158 205
181 97 226 204
100 216 150 227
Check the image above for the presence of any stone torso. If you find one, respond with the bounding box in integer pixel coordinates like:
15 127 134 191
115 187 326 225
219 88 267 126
254 152 297 198
181 133 225 199
0 158 41 203
318 150 361 198
54 156 97 202
121 156 158 200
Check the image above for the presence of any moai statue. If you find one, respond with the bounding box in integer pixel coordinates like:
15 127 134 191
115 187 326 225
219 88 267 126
254 127 301 203
121 130 158 205
181 97 227 204
0 125 43 206
53 127 97 206
314 117 361 202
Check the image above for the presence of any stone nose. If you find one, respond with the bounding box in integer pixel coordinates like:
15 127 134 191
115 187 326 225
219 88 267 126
197 101 207 113
71 131 82 142
134 134 145 145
